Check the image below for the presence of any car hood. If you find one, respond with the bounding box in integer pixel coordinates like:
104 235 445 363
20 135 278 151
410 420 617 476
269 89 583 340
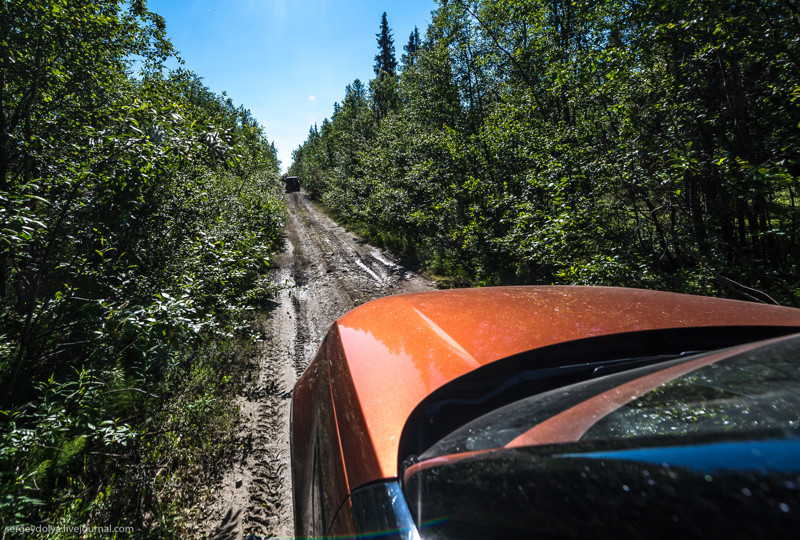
325 286 800 490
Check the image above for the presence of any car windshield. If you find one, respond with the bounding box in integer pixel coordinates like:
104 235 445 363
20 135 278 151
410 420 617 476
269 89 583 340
405 334 800 539
419 334 800 460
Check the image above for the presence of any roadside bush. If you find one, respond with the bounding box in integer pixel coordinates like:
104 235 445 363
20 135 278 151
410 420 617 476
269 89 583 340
0 0 285 534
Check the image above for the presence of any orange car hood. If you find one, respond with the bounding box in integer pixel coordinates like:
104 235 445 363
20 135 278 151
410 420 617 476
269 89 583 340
327 286 800 491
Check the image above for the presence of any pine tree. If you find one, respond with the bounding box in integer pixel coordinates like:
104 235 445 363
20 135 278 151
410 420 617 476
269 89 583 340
402 26 421 67
374 12 397 76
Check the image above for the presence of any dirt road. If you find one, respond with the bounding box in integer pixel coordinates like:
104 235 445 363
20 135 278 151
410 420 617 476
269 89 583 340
202 190 435 538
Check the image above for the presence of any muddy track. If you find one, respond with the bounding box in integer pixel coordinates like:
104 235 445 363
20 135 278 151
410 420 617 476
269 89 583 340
201 191 435 539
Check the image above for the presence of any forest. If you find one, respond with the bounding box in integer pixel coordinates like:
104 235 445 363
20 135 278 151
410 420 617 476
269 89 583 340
290 0 800 305
1 0 285 533
4 0 800 535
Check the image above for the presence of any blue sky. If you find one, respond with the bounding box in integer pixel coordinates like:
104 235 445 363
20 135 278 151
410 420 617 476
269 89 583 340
147 0 438 172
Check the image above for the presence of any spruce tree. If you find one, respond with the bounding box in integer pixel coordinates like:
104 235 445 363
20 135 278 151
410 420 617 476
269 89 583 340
402 26 421 67
374 12 397 76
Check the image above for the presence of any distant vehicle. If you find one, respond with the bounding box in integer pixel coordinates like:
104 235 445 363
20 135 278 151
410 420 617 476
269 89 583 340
285 176 300 193
291 286 800 539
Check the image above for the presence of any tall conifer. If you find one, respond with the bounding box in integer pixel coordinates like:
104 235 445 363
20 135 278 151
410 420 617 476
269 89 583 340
374 12 397 76
402 26 421 67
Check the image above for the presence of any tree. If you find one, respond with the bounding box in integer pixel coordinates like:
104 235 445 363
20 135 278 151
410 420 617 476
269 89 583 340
374 12 397 76
0 0 285 529
372 14 399 121
291 0 800 304
402 26 421 67
370 71 399 121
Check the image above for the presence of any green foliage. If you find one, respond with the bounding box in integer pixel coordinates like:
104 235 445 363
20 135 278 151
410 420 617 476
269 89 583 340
291 0 800 305
0 0 285 533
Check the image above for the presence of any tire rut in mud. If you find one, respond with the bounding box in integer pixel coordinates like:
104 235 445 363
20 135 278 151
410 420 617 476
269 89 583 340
203 190 434 538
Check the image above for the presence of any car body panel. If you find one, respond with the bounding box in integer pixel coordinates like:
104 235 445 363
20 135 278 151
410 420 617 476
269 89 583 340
291 335 351 535
291 285 800 536
331 286 800 487
327 500 355 538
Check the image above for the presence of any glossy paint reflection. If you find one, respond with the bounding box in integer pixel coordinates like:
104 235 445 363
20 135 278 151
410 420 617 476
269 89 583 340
329 286 800 487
